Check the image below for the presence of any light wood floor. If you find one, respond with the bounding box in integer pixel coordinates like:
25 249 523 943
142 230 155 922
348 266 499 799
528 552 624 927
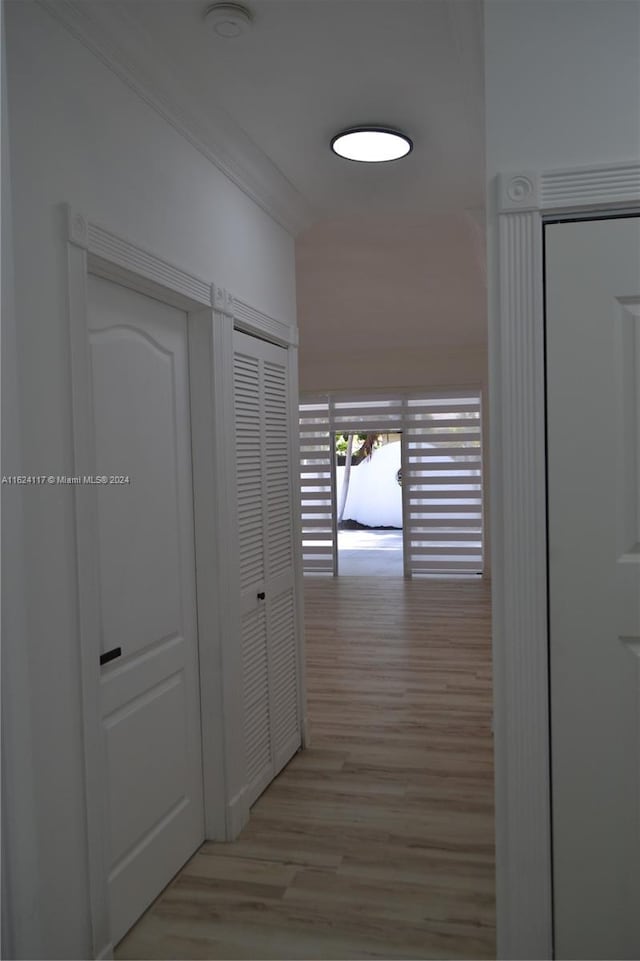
116 576 495 960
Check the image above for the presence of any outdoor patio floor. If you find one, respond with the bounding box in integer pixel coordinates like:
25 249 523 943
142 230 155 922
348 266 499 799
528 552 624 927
337 528 403 576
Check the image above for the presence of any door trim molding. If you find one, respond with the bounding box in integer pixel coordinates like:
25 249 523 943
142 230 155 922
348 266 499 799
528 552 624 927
491 160 640 960
65 205 300 957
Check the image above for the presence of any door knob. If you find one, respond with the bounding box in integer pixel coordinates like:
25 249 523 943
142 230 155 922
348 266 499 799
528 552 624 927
257 591 266 600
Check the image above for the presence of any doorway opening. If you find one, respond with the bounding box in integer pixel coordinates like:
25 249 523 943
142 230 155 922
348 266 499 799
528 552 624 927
299 390 484 577
335 430 404 576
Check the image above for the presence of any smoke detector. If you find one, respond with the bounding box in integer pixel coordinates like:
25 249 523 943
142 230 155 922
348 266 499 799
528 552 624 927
204 3 253 38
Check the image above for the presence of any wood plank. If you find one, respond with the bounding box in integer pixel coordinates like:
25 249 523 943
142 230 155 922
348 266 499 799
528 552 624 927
116 576 495 960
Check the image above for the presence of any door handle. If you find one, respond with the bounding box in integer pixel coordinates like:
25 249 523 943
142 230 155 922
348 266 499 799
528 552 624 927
100 646 122 666
257 592 266 600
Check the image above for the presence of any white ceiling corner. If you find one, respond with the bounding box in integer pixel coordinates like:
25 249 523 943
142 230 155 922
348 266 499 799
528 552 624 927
37 0 316 235
35 0 488 352
41 0 484 226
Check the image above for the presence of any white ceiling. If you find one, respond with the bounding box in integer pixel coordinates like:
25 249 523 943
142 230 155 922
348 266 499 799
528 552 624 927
60 0 487 351
296 211 487 354
94 0 485 222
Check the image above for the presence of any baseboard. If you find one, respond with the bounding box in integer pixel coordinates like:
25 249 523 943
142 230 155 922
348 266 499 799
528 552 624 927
301 714 311 748
226 786 249 840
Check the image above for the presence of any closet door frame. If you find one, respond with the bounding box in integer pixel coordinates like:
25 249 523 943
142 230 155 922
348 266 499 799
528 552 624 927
65 206 304 959
230 300 309 825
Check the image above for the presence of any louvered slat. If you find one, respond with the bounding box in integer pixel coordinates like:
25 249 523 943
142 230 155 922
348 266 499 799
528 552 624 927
241 606 271 789
234 352 264 590
235 330 301 810
269 587 299 761
264 360 293 580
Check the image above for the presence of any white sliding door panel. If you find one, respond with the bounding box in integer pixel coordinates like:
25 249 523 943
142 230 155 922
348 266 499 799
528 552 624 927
546 217 640 959
87 276 204 945
298 392 484 576
405 394 483 575
233 331 301 808
299 398 335 574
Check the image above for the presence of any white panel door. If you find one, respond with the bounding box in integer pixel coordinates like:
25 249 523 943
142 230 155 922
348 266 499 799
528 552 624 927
233 331 300 807
546 217 640 959
87 276 204 944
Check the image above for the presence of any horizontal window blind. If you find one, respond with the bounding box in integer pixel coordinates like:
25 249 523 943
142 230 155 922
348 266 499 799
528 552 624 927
405 393 483 574
299 397 335 573
299 391 484 576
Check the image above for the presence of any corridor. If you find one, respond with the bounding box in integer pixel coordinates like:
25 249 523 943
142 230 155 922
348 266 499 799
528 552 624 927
117 576 495 960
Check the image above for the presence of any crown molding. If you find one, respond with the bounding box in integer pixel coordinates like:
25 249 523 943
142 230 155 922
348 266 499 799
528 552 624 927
38 0 315 236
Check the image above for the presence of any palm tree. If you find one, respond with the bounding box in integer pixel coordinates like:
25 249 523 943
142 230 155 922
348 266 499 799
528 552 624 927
336 433 380 523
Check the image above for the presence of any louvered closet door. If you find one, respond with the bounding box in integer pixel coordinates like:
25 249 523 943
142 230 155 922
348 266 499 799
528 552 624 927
233 330 300 808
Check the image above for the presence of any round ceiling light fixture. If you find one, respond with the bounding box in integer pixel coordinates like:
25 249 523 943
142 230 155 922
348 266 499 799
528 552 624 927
330 126 413 163
204 2 253 38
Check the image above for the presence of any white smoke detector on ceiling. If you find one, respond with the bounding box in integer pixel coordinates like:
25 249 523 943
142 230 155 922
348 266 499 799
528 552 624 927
204 3 253 38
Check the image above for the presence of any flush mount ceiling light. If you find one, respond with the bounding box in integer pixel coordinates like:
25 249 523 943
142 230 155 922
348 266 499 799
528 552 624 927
330 126 413 163
204 2 253 38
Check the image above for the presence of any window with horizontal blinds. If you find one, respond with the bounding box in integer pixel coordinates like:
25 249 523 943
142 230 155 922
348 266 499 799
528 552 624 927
299 391 484 576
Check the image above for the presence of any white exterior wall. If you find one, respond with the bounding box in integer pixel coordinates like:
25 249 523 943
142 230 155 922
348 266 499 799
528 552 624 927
3 3 296 956
337 442 403 529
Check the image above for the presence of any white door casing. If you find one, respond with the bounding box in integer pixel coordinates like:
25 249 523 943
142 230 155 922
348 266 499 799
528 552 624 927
546 217 640 959
492 164 640 960
88 275 205 944
66 208 304 959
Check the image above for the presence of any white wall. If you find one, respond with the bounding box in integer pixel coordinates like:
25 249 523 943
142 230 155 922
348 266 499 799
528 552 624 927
337 442 403 529
1 4 43 957
485 1 640 955
3 2 296 956
485 0 640 176
485 0 640 623
485 0 640 378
